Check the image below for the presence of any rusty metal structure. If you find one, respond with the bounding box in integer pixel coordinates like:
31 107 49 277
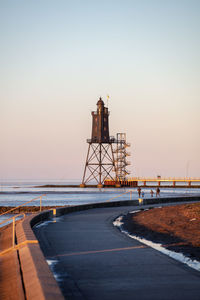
114 133 131 181
81 97 117 187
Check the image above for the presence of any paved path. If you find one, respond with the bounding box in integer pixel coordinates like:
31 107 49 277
34 205 200 300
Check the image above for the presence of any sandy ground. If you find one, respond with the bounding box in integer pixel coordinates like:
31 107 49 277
123 202 200 261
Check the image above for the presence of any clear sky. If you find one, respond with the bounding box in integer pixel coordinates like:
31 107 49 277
0 0 200 180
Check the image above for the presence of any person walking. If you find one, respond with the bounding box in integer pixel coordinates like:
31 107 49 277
150 190 154 197
156 187 160 197
137 187 141 197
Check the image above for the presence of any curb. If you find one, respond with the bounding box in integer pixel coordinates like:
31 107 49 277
16 214 64 300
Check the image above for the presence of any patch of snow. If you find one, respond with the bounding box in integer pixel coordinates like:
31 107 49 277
113 216 124 227
46 259 63 282
34 220 54 228
129 210 141 214
46 259 57 266
113 215 200 272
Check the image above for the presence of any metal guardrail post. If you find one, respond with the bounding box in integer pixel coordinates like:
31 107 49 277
40 196 42 212
0 213 26 255
13 217 15 248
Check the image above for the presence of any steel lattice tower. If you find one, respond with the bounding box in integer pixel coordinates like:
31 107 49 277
80 98 117 188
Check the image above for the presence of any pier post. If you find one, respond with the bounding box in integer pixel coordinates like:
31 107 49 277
173 181 176 187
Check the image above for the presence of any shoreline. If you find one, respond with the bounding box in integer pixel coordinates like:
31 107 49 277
1 184 199 190
0 205 67 214
34 184 200 188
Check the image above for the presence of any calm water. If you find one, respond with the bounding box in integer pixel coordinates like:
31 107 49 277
0 180 199 207
0 179 199 226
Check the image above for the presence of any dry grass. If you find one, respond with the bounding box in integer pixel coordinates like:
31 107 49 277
132 202 200 247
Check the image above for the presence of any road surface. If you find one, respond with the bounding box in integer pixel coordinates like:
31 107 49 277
33 205 200 300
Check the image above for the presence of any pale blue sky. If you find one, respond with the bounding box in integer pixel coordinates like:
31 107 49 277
0 0 200 180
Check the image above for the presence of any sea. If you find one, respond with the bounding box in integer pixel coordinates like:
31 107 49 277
0 179 200 225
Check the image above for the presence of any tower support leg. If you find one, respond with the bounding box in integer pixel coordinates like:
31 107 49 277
80 144 91 187
81 143 117 187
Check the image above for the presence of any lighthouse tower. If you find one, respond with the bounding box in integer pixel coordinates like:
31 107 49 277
81 97 117 188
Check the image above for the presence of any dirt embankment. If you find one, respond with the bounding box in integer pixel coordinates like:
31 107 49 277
0 206 66 214
123 202 200 261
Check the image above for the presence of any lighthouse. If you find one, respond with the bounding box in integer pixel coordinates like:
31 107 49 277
81 97 117 188
91 97 110 143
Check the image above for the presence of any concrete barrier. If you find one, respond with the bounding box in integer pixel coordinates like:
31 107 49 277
31 195 200 220
15 195 200 299
16 214 64 300
0 224 25 299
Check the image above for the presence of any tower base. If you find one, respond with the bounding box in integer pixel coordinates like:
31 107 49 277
79 184 86 188
97 184 103 188
81 143 116 186
115 183 121 188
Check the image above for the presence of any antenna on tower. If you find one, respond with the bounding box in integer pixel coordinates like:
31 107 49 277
106 94 109 108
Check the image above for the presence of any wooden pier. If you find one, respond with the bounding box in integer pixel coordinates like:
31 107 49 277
104 178 200 188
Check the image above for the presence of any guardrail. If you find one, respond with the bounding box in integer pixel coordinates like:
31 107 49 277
0 194 46 255
127 177 200 182
0 213 26 255
0 194 46 218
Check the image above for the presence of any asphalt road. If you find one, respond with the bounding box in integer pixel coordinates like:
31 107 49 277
33 205 200 300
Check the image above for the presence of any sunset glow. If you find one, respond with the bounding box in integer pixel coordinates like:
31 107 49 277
1 1 199 180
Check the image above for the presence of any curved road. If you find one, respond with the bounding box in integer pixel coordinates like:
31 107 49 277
34 205 200 300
